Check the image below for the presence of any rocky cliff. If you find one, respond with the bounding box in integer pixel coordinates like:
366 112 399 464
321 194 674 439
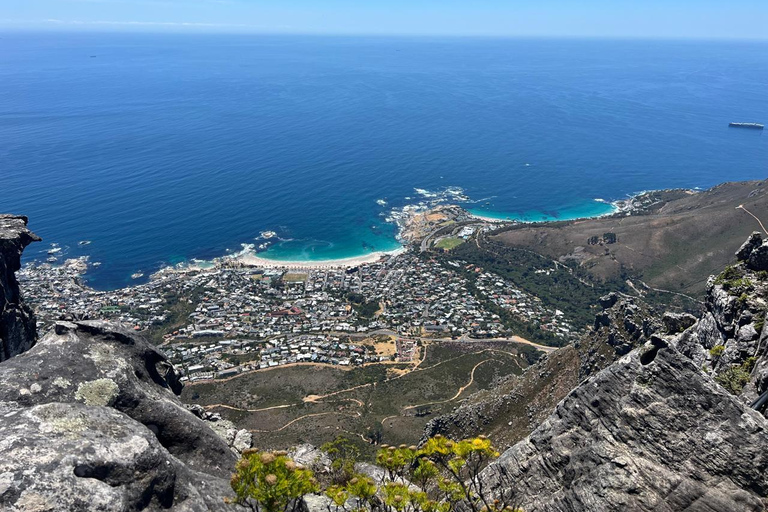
0 215 40 361
474 235 768 511
423 292 662 449
0 217 239 511
0 320 241 511
480 338 768 512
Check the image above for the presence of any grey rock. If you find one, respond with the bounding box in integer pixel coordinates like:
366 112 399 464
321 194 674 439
232 429 252 453
289 444 331 473
748 241 768 271
599 292 619 309
662 312 697 334
0 402 233 512
737 231 762 261
0 320 238 510
480 341 768 512
0 215 40 361
737 324 759 343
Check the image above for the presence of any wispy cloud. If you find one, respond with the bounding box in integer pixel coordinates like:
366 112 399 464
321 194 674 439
42 18 256 28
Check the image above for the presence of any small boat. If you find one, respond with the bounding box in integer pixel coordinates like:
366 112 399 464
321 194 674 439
729 122 764 130
47 247 62 254
131 272 144 279
78 240 92 246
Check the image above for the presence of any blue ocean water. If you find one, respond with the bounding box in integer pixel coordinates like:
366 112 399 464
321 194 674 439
2 33 767 289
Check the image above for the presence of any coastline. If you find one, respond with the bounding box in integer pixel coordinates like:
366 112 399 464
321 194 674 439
229 247 406 269
467 199 619 224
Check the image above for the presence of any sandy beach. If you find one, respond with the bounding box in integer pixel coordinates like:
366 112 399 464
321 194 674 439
468 213 515 223
233 247 406 269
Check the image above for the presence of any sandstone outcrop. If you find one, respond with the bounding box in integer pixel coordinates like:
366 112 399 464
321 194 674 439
480 338 768 512
0 320 238 511
0 215 40 361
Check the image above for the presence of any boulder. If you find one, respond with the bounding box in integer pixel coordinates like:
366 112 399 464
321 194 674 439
661 312 697 334
0 320 238 510
748 241 768 271
737 231 762 261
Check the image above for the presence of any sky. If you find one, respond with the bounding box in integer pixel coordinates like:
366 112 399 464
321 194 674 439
1 0 767 39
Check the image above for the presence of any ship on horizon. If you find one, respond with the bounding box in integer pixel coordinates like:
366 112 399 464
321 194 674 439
729 122 764 130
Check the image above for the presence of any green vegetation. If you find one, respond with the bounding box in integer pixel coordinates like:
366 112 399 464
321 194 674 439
434 237 465 251
436 242 608 342
321 436 361 485
183 342 529 451
755 316 765 334
714 265 754 295
715 357 757 395
709 345 725 358
229 436 521 512
223 352 262 366
282 273 308 283
348 292 380 319
229 449 319 512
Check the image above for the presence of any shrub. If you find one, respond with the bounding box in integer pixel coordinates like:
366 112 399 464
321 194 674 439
321 436 361 485
715 357 757 395
229 436 522 512
709 345 725 358
229 449 319 512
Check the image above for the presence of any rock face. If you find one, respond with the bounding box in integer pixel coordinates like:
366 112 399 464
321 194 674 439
0 215 40 361
0 320 239 511
480 339 768 512
475 234 768 511
670 237 768 407
423 293 660 449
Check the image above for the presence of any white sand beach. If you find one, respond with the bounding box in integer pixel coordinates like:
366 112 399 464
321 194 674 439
234 247 406 269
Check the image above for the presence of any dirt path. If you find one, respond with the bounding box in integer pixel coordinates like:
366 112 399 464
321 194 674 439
250 411 361 433
738 204 768 235
403 359 491 412
205 403 299 413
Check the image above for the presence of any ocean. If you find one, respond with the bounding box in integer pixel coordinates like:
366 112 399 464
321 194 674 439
2 32 767 289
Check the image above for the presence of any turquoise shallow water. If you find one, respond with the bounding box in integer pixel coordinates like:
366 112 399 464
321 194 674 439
2 33 767 289
469 200 616 223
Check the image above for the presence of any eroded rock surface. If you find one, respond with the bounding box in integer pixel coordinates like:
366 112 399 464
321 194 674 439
0 320 238 511
0 215 40 361
481 340 768 512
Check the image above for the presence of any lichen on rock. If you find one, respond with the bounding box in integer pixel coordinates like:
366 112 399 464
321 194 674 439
74 379 119 407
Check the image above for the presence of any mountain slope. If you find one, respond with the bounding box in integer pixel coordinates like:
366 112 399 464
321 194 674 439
493 180 768 294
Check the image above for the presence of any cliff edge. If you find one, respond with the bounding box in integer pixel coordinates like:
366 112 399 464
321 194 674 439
0 215 40 361
0 215 238 511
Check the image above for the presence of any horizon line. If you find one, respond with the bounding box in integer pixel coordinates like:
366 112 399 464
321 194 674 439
2 23 768 43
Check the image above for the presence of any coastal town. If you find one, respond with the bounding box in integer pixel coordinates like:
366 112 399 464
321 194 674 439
17 208 577 383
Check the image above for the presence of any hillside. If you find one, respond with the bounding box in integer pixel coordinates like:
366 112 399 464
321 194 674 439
492 180 768 295
183 340 540 453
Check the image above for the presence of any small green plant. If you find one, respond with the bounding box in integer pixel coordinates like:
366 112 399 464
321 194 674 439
755 315 765 334
709 345 725 358
715 357 757 395
229 436 521 512
714 266 755 295
321 436 361 485
229 449 319 512
714 265 742 285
